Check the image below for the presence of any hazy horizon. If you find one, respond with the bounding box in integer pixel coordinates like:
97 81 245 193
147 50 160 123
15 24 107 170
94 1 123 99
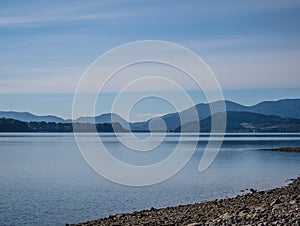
1 0 300 121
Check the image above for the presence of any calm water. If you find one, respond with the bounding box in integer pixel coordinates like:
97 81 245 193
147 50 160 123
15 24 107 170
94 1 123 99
0 133 300 226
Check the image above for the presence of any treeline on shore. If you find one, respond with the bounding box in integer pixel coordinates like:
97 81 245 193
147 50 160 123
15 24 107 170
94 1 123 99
0 118 127 132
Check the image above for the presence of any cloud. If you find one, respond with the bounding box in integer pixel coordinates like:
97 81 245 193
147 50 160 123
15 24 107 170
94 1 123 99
1 47 300 93
1 1 299 93
207 49 300 89
0 66 83 93
1 0 299 28
184 34 300 54
136 113 165 117
0 76 77 93
135 113 165 121
0 13 123 28
0 1 134 27
180 34 300 90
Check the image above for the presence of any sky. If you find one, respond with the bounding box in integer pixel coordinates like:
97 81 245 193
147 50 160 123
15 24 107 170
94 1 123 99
1 0 300 121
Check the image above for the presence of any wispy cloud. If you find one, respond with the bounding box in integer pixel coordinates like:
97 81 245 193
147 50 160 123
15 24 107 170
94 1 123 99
0 1 134 27
207 49 300 89
184 34 300 53
1 45 300 93
1 0 300 28
0 76 78 93
0 0 300 93
3 15 106 25
0 12 125 28
0 66 83 93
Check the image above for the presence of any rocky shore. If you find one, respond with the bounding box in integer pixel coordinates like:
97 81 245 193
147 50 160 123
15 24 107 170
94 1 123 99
69 177 300 226
261 147 300 153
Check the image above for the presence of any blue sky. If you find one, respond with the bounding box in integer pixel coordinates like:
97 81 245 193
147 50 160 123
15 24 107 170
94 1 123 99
1 0 300 121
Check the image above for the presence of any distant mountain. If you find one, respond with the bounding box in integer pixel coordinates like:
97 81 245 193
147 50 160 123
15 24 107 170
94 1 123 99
176 111 300 133
0 111 65 123
153 100 245 131
249 99 300 119
190 99 300 120
74 113 129 129
131 99 300 131
1 99 299 132
142 99 300 132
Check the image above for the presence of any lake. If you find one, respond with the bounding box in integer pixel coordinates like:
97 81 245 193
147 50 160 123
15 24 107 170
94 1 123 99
0 133 300 225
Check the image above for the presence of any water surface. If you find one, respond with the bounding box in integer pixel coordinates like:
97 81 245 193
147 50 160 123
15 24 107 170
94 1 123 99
0 133 300 225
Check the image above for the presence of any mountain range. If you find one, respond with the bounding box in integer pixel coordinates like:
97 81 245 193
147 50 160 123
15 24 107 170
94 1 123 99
0 98 300 132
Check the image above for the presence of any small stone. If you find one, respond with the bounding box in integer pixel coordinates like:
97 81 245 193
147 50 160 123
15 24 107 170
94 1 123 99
255 205 268 212
239 207 250 213
220 212 231 220
270 198 282 206
115 214 122 219
289 200 297 205
187 223 201 226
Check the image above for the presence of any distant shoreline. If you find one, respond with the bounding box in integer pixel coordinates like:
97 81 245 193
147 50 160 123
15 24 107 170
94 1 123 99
260 147 300 152
68 177 300 225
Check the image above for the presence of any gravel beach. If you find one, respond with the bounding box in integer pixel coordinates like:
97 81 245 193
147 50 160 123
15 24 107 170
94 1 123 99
69 176 300 226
